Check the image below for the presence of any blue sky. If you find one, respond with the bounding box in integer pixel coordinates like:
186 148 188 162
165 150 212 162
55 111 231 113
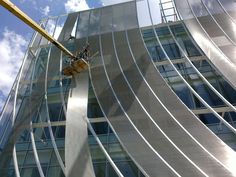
0 0 160 112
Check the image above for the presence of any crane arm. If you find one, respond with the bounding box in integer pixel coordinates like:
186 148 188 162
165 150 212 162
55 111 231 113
0 0 76 59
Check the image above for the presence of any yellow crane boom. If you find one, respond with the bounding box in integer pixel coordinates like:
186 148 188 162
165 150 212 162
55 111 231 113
0 0 76 59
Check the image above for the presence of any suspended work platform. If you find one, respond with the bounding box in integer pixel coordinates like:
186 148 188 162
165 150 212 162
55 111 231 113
63 59 89 76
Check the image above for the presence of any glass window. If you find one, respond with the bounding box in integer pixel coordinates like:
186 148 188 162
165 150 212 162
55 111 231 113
47 166 65 177
93 163 106 177
115 161 139 177
76 11 90 38
88 9 101 36
172 83 195 109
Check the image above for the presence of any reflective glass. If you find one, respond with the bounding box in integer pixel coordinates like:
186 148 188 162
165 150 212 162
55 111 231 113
100 6 113 34
88 9 101 36
76 11 90 39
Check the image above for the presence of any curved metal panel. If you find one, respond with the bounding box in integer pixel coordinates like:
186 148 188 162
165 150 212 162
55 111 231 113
76 11 90 39
103 31 208 176
174 0 236 89
89 1 236 176
127 28 236 176
88 9 101 36
89 34 178 177
65 71 95 177
58 12 78 42
201 0 236 43
218 0 236 20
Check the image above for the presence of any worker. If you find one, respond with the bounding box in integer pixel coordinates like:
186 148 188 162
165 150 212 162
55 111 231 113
68 34 75 41
76 42 90 61
82 42 90 60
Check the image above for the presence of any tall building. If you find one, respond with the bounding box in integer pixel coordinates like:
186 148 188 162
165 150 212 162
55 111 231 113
0 0 236 176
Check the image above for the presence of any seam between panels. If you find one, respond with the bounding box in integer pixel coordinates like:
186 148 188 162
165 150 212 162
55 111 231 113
59 51 68 117
199 0 236 45
184 0 235 66
216 0 236 25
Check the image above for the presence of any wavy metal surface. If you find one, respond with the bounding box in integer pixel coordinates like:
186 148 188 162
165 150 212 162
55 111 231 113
143 0 236 174
174 0 236 89
1 1 236 177
89 34 178 177
89 1 236 176
108 30 208 176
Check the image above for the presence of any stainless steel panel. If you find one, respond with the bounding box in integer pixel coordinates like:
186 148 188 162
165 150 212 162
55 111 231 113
65 72 95 177
76 11 90 39
100 6 113 34
188 0 236 60
127 28 236 176
58 12 78 42
89 35 177 177
218 0 236 20
104 31 204 176
174 0 236 89
88 9 101 36
112 2 138 31
202 0 236 43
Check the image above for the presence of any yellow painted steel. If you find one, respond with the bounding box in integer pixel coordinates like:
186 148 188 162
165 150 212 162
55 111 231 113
0 0 76 59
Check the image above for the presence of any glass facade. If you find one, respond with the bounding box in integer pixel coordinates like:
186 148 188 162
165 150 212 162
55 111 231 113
1 1 236 177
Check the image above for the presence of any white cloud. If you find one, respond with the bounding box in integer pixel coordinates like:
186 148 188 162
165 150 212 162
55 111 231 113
20 0 37 9
64 0 90 13
40 5 50 16
0 28 28 111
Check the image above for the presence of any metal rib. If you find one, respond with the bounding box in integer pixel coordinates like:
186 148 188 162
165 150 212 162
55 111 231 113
200 0 236 45
30 122 45 177
13 146 20 177
217 0 236 22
